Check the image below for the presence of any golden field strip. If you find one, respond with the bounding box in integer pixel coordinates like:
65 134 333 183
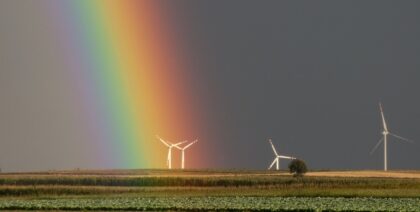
308 170 420 179
3 169 420 177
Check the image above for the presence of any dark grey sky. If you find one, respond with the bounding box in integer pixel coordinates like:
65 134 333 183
1 1 420 171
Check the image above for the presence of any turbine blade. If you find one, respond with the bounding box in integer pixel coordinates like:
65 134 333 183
183 139 198 150
370 137 384 155
173 140 189 147
156 135 171 147
389 133 414 143
269 139 279 156
379 103 389 132
278 155 294 159
268 158 277 170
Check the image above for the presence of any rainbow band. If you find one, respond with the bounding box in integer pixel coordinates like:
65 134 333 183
46 0 200 168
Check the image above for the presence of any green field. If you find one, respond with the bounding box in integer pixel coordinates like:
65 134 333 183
0 169 419 211
1 196 419 211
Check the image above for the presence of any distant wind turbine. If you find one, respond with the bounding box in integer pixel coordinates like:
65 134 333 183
370 103 414 171
268 138 296 170
175 139 198 169
156 135 188 169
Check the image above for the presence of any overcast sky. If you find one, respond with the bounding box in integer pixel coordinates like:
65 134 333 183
1 1 420 172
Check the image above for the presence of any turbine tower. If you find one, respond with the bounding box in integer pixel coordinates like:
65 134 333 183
370 103 413 171
268 138 296 170
156 135 188 169
175 139 198 169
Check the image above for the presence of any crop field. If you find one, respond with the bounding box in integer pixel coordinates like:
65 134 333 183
0 169 419 211
1 196 420 211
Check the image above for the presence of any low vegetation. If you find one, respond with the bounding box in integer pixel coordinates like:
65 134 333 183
288 159 308 177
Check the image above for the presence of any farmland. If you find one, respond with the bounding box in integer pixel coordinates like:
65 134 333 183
0 169 419 211
1 196 420 211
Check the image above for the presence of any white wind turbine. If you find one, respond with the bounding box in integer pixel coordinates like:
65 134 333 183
370 103 413 171
175 139 198 169
268 138 296 170
156 135 188 169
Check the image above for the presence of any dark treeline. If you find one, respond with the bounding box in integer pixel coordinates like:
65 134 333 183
0 176 419 188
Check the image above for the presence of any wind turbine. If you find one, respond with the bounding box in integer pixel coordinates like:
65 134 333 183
370 103 413 171
268 138 296 170
175 139 198 169
156 135 188 169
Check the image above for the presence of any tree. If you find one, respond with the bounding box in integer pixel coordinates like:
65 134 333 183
288 159 307 177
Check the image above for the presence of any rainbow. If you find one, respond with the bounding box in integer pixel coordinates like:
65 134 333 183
45 1 203 168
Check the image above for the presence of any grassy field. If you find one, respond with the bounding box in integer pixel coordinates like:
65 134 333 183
0 169 419 211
